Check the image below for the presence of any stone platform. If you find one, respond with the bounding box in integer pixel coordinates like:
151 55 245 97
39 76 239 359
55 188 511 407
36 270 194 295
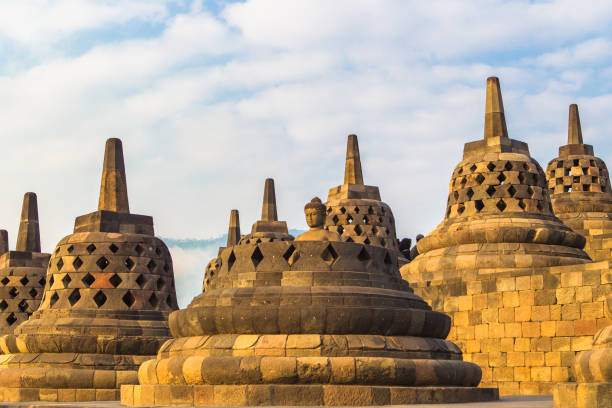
0 395 552 407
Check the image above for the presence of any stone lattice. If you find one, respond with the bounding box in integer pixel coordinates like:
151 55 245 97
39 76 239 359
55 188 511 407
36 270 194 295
0 193 49 334
121 194 497 406
0 138 178 403
546 104 612 262
325 135 399 252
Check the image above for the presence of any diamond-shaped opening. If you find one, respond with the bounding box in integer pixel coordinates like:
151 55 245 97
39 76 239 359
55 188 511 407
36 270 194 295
55 247 61 254
384 251 392 265
523 163 530 170
379 238 386 246
475 200 484 212
460 177 467 186
124 257 135 270
320 244 338 265
96 256 109 270
354 207 360 214
497 173 506 184
147 259 156 272
18 300 28 312
486 185 496 197
283 245 296 263
362 215 369 225
457 204 465 215
537 201 543 211
458 167 463 175
1 277 9 286
56 258 64 271
166 294 175 308
93 290 107 308
80 272 95 288
345 237 354 242
251 247 264 268
453 191 459 200
62 274 72 288
227 251 236 271
354 224 362 235
135 244 144 255
155 247 162 256
0 300 7 311
86 244 96 254
48 275 54 287
496 199 507 212
340 207 346 214
466 188 474 200
50 292 59 307
19 276 29 286
6 313 17 326
109 243 119 253
508 185 516 197
149 293 159 308
357 247 371 262
518 199 526 210
8 287 18 298
487 162 496 171
363 238 370 245
67 245 74 253
337 225 344 235
331 215 339 224
135 274 146 288
109 274 122 288
557 161 564 169
505 161 513 171
470 164 477 172
68 288 81 306
368 206 374 215
528 186 535 197
475 174 485 185
156 277 165 290
346 214 353 224
73 256 83 270
122 291 135 308
163 263 170 273
326 207 332 214
518 173 525 183
29 288 37 298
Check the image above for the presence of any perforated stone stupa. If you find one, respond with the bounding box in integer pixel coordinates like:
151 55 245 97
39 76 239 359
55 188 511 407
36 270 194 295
546 104 612 261
0 193 49 334
121 186 498 406
0 138 178 403
325 135 399 252
402 77 590 279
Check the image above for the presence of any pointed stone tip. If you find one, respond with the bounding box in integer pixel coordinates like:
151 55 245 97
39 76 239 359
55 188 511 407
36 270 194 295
98 138 130 213
0 230 8 254
261 178 278 222
227 209 241 246
344 134 364 185
568 104 583 145
16 192 40 253
484 76 508 139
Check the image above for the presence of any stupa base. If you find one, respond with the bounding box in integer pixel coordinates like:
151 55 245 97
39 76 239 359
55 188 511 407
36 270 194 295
554 383 612 408
0 387 119 402
121 384 499 406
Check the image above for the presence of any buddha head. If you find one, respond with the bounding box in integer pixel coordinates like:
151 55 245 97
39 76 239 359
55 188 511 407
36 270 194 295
304 197 326 229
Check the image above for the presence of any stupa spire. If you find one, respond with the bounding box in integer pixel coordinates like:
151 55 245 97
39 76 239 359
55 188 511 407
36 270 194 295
568 104 584 145
98 138 129 213
261 178 278 222
484 77 508 140
227 209 241 246
344 134 364 184
0 230 8 254
16 192 40 253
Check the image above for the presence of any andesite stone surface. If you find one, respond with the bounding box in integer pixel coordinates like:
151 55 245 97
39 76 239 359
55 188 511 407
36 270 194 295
0 138 178 403
122 184 498 406
0 193 49 335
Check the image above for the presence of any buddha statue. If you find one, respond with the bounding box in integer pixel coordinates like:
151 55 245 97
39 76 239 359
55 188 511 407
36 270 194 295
295 197 341 241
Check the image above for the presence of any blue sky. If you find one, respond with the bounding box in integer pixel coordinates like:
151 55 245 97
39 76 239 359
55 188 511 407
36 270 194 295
2 0 612 305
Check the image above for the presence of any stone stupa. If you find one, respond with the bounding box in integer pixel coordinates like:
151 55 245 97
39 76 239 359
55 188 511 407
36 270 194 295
0 193 49 334
402 77 590 281
0 138 178 403
546 104 612 261
121 180 497 406
325 135 400 252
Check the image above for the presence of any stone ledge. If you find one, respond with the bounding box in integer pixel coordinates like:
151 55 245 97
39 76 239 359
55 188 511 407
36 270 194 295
554 382 612 408
122 384 499 406
0 388 119 403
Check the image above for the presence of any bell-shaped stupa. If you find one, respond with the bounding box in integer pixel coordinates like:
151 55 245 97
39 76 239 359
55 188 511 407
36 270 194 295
325 135 400 252
545 104 612 261
0 138 178 403
402 78 590 280
0 193 49 334
121 183 497 407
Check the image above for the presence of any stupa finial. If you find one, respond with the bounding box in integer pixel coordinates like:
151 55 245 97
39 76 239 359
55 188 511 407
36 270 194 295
344 134 364 184
0 230 8 254
227 210 241 246
98 138 129 213
484 77 508 140
261 178 278 222
568 104 584 145
16 192 40 253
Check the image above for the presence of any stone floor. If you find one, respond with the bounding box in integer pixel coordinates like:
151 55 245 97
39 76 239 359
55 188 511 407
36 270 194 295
0 395 553 408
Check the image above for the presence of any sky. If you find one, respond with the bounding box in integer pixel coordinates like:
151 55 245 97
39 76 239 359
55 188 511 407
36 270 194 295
2 0 612 306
